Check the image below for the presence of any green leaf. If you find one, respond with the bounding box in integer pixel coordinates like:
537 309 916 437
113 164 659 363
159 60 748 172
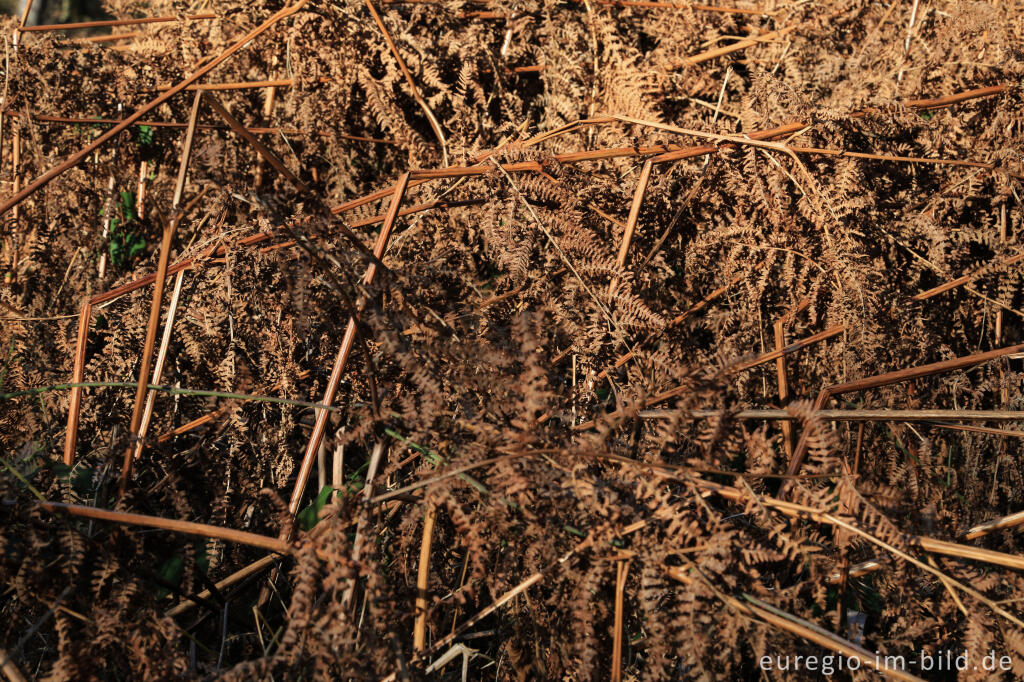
297 485 334 531
108 239 124 266
155 554 184 599
137 125 154 146
119 191 137 224
51 461 98 498
126 234 147 260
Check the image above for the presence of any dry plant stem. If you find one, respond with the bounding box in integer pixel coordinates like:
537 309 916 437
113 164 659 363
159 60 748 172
31 501 293 555
611 559 630 682
786 342 1024 475
826 560 883 583
166 555 279 617
827 513 1024 629
636 408 1024 421
664 567 925 682
136 160 148 220
608 159 653 299
635 166 707 274
97 110 121 279
383 522 650 680
286 172 411 520
363 0 448 166
0 649 27 682
253 83 278 187
62 212 383 468
598 268 749 379
120 90 203 492
912 252 1024 301
11 126 20 226
414 504 438 651
0 0 310 218
964 510 1024 541
133 271 186 461
119 214 179 491
201 93 312 195
341 440 388 610
331 82 1008 218
696 478 1024 573
2 110 343 139
672 21 802 67
20 13 217 32
774 297 810 458
775 321 794 458
937 422 1018 440
579 324 842 428
63 300 91 465
201 92 379 266
726 325 845 374
155 79 294 93
80 32 141 44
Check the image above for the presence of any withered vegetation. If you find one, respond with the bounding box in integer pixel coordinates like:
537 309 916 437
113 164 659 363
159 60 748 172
1 0 1024 679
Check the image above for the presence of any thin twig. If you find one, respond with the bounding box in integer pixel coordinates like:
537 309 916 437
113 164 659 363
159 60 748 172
24 501 293 555
363 0 448 165
121 90 203 493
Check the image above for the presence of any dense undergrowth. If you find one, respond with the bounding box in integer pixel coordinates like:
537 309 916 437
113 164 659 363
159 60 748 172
1 0 1024 679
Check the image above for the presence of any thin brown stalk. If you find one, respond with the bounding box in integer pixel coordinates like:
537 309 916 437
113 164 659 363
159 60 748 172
363 0 448 165
253 81 278 187
637 326 844 408
635 408 1024 422
787 342 1024 475
929 422 1024 438
286 172 411 520
775 298 809 458
16 0 34 31
608 159 654 299
157 410 224 444
120 91 203 493
997 204 1009 403
696 478 1024 574
80 32 141 43
155 78 295 92
330 82 1007 217
0 649 27 682
828 343 1024 396
32 501 293 554
489 156 617 328
611 559 630 682
62 300 91 466
826 560 883 584
788 145 1012 174
11 125 21 226
727 325 846 374
0 0 310 218
20 13 216 32
166 555 280 617
597 268 755 379
341 440 388 610
414 505 438 651
964 510 1024 541
201 93 312 195
133 271 186 461
635 166 708 275
912 253 1024 301
591 0 768 12
673 22 802 67
664 567 925 682
201 92 380 269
